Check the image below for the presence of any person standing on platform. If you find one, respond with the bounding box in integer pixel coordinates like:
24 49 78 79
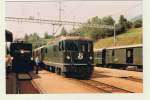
35 56 40 74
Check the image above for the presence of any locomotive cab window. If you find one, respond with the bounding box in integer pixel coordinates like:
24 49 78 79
59 42 61 51
88 42 92 52
80 41 92 52
59 41 64 51
65 40 79 51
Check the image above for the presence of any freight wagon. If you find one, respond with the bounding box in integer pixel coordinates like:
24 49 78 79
94 44 143 70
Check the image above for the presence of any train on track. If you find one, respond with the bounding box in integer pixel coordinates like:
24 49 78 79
10 41 34 73
33 36 94 79
94 44 143 71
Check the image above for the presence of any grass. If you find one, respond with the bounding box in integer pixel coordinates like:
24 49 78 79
94 28 143 49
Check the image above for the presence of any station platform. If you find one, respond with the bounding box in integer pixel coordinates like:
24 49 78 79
6 67 143 94
30 70 99 93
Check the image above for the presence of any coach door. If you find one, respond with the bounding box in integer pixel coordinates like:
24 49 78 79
126 48 133 64
102 49 106 65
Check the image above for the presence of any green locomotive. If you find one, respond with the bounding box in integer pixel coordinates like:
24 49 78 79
33 36 94 79
94 44 143 71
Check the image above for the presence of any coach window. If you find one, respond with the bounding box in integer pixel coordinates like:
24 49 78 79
127 50 131 57
112 50 115 56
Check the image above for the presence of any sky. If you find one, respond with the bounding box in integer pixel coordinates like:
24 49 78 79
5 0 142 39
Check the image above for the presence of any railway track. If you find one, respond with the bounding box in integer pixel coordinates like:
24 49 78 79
119 76 143 83
93 71 143 83
16 73 39 94
79 79 134 93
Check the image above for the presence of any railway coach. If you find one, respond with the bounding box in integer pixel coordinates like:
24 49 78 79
33 36 94 79
94 44 143 70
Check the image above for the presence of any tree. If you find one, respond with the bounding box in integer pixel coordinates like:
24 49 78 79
101 16 115 37
44 32 49 39
118 15 128 32
102 16 115 25
33 33 40 41
73 16 116 41
24 33 29 41
60 27 67 35
126 21 133 29
23 32 41 49
89 16 101 24
133 19 142 28
44 32 54 39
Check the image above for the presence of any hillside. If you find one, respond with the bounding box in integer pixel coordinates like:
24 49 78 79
94 28 142 49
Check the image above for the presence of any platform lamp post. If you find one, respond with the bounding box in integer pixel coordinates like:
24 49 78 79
113 23 116 47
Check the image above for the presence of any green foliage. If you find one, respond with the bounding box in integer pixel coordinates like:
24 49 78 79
101 16 115 25
24 32 53 49
72 15 137 42
44 32 54 39
74 16 115 41
133 19 142 28
60 27 67 35
94 28 142 49
24 33 29 41
118 15 128 32
117 15 133 34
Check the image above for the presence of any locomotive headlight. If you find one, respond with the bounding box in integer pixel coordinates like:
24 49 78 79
66 55 70 60
89 56 93 60
21 50 24 54
31 57 33 60
78 53 83 60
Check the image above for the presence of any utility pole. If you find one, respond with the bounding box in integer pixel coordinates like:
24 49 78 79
58 1 62 22
113 23 116 47
52 24 55 35
52 1 63 35
72 15 75 34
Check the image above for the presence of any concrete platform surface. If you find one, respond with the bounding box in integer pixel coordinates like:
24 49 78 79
31 70 100 93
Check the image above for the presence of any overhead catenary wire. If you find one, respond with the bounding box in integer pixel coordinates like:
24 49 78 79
5 0 142 3
5 0 61 3
6 0 142 36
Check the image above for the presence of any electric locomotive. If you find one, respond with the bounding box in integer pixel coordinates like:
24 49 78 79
10 40 34 73
33 36 94 79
